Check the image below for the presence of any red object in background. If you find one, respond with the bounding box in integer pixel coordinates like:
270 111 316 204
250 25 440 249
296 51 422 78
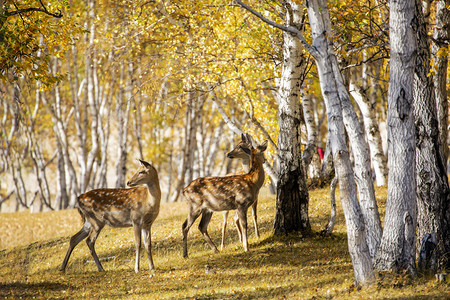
318 147 324 160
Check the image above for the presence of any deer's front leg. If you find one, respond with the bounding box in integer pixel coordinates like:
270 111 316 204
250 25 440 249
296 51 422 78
237 208 248 252
251 200 259 239
142 226 154 271
133 225 142 273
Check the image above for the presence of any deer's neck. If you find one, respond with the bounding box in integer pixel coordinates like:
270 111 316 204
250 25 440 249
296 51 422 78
144 179 162 202
248 158 263 185
241 159 251 173
256 163 265 188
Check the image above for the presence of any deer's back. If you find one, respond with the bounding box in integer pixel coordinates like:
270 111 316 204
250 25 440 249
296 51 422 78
183 176 255 211
78 186 159 228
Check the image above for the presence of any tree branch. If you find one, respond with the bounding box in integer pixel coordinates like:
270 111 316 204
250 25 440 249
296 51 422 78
7 1 62 18
234 0 320 59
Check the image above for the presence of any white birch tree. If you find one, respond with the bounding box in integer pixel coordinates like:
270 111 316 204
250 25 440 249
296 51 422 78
272 1 311 235
374 0 417 275
413 0 450 272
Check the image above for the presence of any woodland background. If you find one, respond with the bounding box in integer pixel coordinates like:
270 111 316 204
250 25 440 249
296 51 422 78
2 0 394 211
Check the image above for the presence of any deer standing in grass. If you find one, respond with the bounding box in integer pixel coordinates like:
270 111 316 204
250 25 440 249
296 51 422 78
60 160 161 273
220 134 264 250
182 139 268 258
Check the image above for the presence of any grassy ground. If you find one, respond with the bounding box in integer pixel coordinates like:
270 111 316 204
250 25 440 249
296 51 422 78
0 186 448 299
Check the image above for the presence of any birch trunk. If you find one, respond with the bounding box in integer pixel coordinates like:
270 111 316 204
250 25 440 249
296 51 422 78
306 0 375 286
55 140 68 209
96 84 112 189
170 90 198 202
273 1 310 235
79 0 100 192
414 0 450 272
205 121 224 176
47 58 79 207
301 93 318 174
374 0 417 275
432 0 450 165
349 81 388 186
115 61 132 188
306 0 382 261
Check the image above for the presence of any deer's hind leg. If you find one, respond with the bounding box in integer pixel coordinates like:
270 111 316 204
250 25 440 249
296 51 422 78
251 199 259 239
182 205 202 258
60 221 91 272
237 208 249 252
198 210 219 253
221 211 229 251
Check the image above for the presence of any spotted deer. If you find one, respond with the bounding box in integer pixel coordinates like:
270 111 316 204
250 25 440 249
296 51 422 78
221 133 264 250
60 160 161 273
182 140 268 258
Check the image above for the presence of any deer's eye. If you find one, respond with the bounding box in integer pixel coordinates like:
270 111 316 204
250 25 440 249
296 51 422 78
139 171 146 174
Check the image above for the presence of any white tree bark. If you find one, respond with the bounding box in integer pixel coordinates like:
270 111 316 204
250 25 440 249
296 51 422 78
308 0 382 261
306 0 376 285
301 93 319 174
115 61 132 188
349 81 388 186
414 0 450 272
271 1 310 235
432 0 449 164
374 0 417 275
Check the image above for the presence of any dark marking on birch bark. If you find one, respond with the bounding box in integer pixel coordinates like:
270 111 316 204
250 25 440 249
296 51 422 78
396 88 411 121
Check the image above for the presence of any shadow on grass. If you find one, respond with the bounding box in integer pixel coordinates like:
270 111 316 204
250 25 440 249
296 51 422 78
0 282 69 298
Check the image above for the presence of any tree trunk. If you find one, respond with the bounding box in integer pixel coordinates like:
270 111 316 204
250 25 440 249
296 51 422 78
273 1 310 236
349 80 388 186
115 61 132 188
306 0 375 286
170 90 198 202
322 176 337 236
301 93 319 174
374 0 417 275
433 1 450 166
414 0 450 272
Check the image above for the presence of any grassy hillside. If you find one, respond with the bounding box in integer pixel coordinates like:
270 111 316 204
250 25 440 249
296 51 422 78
0 186 448 299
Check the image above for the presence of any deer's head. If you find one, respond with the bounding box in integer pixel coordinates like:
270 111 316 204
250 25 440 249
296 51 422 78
227 133 252 160
127 160 158 187
252 140 268 165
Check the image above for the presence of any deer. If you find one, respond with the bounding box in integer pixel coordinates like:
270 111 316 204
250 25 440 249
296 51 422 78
182 139 268 258
220 133 264 250
60 159 161 273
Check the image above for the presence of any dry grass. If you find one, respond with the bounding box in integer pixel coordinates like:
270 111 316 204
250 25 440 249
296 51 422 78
0 186 448 299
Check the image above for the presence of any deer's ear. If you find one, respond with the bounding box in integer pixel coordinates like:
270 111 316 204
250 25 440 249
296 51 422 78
258 140 268 152
245 133 252 143
139 159 151 168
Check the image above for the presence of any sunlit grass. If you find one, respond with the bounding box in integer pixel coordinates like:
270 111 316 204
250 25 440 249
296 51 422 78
0 186 448 299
